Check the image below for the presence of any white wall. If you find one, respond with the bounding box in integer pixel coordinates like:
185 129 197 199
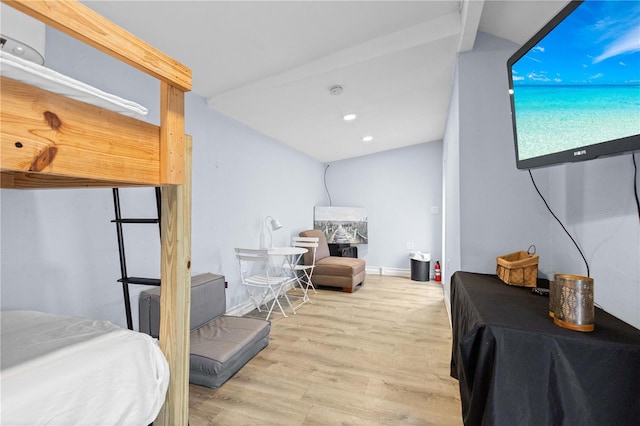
548 157 640 327
442 63 461 313
449 32 640 328
325 142 443 276
457 33 554 276
0 28 326 329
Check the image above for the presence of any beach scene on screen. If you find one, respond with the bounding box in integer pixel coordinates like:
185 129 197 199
511 0 640 161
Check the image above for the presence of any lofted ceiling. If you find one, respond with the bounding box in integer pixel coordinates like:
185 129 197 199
83 0 569 162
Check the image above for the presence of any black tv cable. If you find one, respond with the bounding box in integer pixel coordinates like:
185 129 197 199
324 164 332 206
633 153 639 224
528 169 590 277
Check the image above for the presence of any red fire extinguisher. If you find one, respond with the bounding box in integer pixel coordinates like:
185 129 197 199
435 261 441 282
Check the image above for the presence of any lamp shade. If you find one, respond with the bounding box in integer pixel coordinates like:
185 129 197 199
269 217 282 231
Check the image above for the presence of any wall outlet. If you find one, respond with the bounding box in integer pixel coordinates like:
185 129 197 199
406 242 414 250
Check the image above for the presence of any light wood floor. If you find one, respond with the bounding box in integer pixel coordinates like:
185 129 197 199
189 275 463 425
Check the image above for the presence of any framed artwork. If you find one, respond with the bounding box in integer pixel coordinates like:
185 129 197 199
313 206 368 244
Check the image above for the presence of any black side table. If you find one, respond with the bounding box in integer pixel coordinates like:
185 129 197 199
328 243 358 258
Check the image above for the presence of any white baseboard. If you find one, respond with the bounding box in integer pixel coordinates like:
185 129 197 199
225 300 255 317
365 266 411 277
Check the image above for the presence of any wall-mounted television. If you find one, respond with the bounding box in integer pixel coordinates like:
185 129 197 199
507 0 640 170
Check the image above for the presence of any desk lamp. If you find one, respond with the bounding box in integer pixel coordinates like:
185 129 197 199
265 216 282 248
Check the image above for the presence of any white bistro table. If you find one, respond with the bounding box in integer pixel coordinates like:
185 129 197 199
268 246 309 311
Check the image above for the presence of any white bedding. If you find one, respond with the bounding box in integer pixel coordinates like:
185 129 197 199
0 50 148 118
1 310 169 425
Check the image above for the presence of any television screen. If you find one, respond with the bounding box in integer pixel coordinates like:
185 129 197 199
507 0 640 170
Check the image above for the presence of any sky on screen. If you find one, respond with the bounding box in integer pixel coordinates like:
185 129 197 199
512 0 640 85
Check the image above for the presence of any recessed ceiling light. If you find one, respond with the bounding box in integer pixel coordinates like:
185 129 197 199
362 135 373 142
343 113 357 121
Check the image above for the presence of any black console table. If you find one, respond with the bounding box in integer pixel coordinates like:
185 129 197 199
450 271 640 426
328 243 357 258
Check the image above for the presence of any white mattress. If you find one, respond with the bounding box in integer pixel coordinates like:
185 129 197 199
1 310 169 425
0 50 148 118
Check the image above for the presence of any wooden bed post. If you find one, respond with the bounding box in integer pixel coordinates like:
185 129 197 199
157 81 191 424
157 135 192 425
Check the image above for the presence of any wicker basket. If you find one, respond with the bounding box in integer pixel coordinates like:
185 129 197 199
496 248 539 287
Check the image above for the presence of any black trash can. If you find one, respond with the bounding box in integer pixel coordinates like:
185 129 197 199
410 254 430 282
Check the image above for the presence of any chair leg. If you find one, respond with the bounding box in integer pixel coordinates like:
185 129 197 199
265 284 291 320
256 288 273 311
304 271 317 294
293 273 307 296
244 286 265 312
342 281 364 293
294 274 312 305
280 283 298 314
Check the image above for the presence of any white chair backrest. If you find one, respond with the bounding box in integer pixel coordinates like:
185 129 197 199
292 237 319 265
292 236 319 247
235 248 271 280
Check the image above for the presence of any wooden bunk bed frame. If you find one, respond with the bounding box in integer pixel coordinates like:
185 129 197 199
0 1 192 424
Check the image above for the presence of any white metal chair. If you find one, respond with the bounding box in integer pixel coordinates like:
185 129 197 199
286 236 319 300
235 248 296 320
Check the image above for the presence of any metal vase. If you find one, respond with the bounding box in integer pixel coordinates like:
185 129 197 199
552 274 594 332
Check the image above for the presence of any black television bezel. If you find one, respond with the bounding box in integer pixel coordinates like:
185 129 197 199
506 0 640 170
